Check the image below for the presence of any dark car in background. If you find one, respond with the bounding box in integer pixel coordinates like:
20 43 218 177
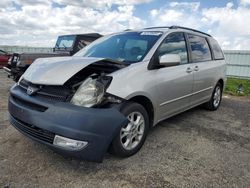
4 33 102 81
0 50 11 68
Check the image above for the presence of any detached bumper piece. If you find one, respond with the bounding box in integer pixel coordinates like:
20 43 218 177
3 66 11 75
9 84 128 162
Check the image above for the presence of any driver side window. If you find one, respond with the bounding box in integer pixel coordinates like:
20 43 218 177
157 32 188 64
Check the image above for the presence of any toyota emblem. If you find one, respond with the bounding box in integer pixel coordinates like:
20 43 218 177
27 86 35 95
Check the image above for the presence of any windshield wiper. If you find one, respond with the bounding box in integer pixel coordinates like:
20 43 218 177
104 58 128 66
100 57 134 65
121 60 139 64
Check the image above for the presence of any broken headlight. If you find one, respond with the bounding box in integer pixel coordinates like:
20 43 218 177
70 77 105 107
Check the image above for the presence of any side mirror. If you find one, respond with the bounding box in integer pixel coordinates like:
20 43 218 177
159 54 181 67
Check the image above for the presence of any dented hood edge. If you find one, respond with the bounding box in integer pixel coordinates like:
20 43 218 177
22 56 107 85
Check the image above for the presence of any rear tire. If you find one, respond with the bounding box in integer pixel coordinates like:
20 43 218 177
204 83 222 111
109 102 149 158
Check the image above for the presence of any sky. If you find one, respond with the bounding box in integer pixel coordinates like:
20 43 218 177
0 0 250 50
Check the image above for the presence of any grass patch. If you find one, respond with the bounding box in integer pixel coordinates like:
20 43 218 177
224 77 250 96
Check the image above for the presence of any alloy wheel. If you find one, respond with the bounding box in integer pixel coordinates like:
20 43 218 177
213 86 221 108
120 112 145 150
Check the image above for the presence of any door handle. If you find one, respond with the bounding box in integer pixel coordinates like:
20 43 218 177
186 67 192 73
194 66 199 71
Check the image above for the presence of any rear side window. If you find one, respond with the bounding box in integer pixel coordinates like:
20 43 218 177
187 34 212 62
208 38 224 60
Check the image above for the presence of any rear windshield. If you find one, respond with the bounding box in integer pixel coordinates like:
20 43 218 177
74 32 162 64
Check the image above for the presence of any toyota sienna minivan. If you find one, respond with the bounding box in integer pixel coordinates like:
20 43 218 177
8 26 226 162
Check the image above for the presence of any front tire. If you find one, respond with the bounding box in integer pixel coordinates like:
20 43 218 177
109 102 149 158
204 83 222 111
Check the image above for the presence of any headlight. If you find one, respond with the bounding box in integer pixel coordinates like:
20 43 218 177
70 77 105 107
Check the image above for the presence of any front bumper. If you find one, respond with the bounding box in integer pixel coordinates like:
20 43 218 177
9 84 128 162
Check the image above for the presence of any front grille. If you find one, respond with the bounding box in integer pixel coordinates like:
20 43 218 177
10 115 55 144
19 79 71 102
36 91 68 102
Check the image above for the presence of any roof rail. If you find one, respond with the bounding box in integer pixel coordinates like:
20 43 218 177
169 26 211 37
143 26 170 30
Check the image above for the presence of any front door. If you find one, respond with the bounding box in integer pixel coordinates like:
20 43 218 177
153 32 194 120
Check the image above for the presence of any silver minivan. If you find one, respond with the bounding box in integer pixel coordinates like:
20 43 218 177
8 26 226 162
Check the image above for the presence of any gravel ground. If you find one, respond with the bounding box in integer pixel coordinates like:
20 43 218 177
0 69 250 188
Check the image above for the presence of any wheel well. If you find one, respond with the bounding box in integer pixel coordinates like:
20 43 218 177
218 79 224 89
129 96 154 127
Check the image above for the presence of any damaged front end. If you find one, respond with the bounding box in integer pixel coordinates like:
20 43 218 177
8 57 129 162
20 57 127 107
65 60 126 108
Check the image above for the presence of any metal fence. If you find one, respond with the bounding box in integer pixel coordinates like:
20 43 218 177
224 50 250 79
0 45 53 54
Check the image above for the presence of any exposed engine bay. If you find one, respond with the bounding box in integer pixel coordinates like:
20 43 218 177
19 58 128 108
66 60 127 107
65 59 126 88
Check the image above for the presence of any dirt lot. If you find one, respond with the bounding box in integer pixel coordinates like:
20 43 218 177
0 69 250 188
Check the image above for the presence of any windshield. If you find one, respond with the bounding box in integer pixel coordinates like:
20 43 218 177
74 32 162 63
55 35 76 48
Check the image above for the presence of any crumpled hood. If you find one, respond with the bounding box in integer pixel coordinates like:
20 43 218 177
23 56 104 85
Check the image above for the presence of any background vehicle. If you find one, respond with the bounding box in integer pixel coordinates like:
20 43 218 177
0 50 11 68
8 26 226 162
4 33 102 82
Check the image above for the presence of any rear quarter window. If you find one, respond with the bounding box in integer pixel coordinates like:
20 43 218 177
188 34 212 62
208 38 224 60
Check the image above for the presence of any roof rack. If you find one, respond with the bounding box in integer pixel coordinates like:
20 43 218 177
169 26 211 37
143 26 170 30
143 26 211 37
